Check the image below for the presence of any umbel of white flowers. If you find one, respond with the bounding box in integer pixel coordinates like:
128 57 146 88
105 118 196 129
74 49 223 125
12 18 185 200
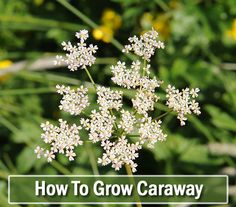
35 29 201 173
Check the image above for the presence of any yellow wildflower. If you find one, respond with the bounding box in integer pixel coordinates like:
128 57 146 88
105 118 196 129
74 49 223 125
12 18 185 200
152 14 170 40
0 60 12 68
92 9 121 43
34 0 44 6
0 60 12 82
140 12 154 29
140 13 170 40
102 9 122 30
169 0 181 9
93 25 114 43
226 19 236 40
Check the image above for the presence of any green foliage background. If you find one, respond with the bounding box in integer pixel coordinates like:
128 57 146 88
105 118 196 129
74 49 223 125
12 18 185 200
0 0 236 206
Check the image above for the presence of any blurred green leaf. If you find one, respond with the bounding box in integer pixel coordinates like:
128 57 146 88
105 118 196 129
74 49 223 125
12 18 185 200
16 147 37 173
171 59 187 79
206 105 236 132
11 120 41 143
0 15 85 31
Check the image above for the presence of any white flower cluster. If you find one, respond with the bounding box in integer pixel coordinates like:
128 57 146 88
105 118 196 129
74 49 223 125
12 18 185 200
97 86 123 111
81 110 116 143
34 119 83 162
122 28 165 62
36 30 95 163
140 76 162 92
166 85 201 126
98 137 141 172
111 61 141 89
81 85 141 172
118 110 136 133
132 90 159 117
56 85 89 115
54 30 98 70
84 30 168 172
139 118 167 148
35 29 201 173
111 60 162 91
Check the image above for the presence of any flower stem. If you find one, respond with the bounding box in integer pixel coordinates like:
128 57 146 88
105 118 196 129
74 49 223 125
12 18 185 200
84 67 96 88
81 68 101 175
57 0 97 28
142 59 147 77
56 0 136 60
109 109 119 131
84 67 120 134
125 164 142 207
154 111 170 120
85 142 100 175
84 60 141 207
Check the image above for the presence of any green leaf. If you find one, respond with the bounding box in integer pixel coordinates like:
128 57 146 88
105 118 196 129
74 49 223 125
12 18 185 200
205 105 236 132
171 59 187 79
154 134 223 165
154 134 193 160
0 191 21 207
11 120 41 143
180 143 211 165
16 147 37 173
0 15 85 31
188 116 215 142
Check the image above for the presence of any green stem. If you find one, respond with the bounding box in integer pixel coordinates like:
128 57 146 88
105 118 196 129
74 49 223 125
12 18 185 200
0 170 8 180
84 67 96 88
0 117 19 134
0 116 72 175
125 164 143 207
127 134 140 137
0 15 86 31
84 67 120 175
224 156 236 168
3 154 17 173
140 60 147 91
57 0 97 28
56 0 136 60
142 60 147 77
154 111 170 120
109 109 119 131
0 87 55 96
165 158 173 174
83 68 101 175
85 143 100 175
50 161 72 175
154 0 170 12
0 103 21 114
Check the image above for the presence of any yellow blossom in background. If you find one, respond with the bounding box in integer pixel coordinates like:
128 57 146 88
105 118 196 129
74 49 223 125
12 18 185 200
140 12 153 29
0 60 12 82
34 0 44 6
152 14 170 40
101 9 122 30
226 19 236 40
93 25 114 43
169 0 181 9
140 13 170 40
93 9 121 43
0 60 12 68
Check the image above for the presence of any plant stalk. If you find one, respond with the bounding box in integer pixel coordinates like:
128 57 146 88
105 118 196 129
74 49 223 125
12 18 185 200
125 164 142 207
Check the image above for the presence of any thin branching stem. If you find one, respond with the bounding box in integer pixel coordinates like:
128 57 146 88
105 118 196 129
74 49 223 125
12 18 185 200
85 67 96 87
56 0 136 60
85 143 100 175
125 164 143 207
142 59 147 77
0 116 72 175
154 111 171 120
109 109 119 130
